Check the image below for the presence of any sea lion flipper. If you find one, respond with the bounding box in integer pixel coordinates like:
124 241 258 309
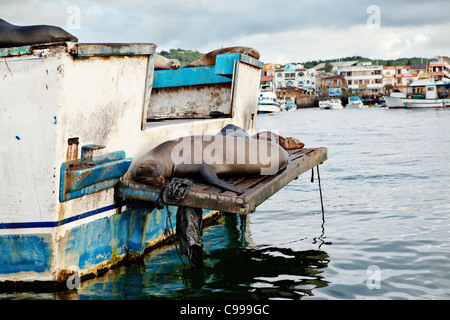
199 166 243 194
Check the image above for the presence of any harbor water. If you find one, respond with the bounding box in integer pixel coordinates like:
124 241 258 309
4 107 450 300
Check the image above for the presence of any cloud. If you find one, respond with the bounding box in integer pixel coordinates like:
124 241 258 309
232 24 438 63
0 0 448 62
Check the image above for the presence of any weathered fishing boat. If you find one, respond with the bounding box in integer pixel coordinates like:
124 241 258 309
383 78 450 108
0 42 327 289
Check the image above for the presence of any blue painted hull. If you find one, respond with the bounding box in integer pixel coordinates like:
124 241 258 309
0 203 216 286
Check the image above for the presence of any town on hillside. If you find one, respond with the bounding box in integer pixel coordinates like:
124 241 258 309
260 55 450 108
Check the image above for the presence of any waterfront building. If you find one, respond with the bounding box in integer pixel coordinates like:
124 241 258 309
411 63 429 79
429 56 450 80
262 63 282 77
316 73 347 97
382 65 414 93
260 63 282 92
274 63 316 94
336 62 383 95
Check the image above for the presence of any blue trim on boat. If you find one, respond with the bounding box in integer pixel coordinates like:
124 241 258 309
0 204 119 230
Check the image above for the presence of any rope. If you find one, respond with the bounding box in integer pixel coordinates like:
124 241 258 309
311 165 324 214
317 165 325 215
165 204 187 265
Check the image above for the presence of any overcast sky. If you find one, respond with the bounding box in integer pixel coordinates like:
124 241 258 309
2 0 449 64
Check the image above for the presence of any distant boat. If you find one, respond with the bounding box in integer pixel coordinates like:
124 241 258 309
258 91 281 114
383 78 450 108
319 99 343 109
346 96 365 109
281 98 297 111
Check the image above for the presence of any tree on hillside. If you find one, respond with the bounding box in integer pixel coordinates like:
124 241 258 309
158 49 204 67
323 62 333 72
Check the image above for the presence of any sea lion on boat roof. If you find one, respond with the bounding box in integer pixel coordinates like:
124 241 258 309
154 54 181 70
131 134 289 194
184 46 260 68
0 19 78 48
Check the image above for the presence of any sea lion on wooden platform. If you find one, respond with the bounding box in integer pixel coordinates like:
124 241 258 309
253 131 305 150
184 46 260 68
154 54 181 70
219 124 305 150
132 134 289 193
0 19 78 48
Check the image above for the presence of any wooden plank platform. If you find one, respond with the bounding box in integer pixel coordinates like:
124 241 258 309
116 147 328 215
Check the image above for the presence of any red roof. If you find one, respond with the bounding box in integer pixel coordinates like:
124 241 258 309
260 75 273 82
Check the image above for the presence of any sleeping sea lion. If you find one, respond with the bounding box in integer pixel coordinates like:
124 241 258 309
0 19 78 48
132 134 289 193
154 54 181 70
184 46 260 68
253 131 305 150
220 124 305 150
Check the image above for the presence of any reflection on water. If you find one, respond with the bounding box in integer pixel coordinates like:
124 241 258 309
68 214 330 300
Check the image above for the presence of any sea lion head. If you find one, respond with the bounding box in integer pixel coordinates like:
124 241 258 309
133 159 166 187
168 59 180 69
243 47 260 60
32 25 78 43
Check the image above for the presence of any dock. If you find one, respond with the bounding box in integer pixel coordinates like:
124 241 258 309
117 147 328 215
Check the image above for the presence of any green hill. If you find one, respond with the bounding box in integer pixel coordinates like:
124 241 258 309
158 49 434 69
158 48 204 67
301 56 434 69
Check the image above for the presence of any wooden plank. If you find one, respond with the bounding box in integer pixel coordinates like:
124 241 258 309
116 147 328 214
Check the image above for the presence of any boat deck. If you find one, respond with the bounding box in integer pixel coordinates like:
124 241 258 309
116 147 328 215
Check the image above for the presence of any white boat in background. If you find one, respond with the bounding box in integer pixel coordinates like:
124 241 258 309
281 98 297 111
258 91 281 114
319 99 343 109
383 92 407 108
383 78 450 108
346 96 365 108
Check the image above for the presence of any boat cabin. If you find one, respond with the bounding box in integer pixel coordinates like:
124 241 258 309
407 78 450 99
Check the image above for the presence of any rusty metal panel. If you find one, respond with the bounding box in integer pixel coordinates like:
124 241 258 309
148 83 232 119
70 43 156 57
116 147 328 215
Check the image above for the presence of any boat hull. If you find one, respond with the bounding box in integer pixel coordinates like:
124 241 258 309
0 43 263 286
404 99 450 108
346 102 365 109
0 202 218 284
383 95 406 108
257 103 281 114
384 95 450 108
